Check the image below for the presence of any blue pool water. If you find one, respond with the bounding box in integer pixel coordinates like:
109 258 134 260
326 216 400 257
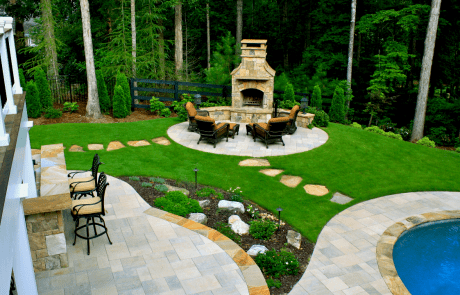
393 219 460 295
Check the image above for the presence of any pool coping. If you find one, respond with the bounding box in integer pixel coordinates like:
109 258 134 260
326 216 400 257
376 210 460 295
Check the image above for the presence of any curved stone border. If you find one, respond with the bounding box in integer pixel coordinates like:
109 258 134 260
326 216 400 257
377 210 460 295
143 206 270 295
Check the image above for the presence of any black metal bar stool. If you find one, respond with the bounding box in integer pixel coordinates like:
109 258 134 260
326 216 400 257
68 154 103 199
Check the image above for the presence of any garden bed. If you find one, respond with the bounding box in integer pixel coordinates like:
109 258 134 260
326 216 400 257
119 176 315 295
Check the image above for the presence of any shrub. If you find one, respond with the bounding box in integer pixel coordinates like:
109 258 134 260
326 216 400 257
254 249 300 278
228 187 244 202
417 136 436 148
351 122 362 129
394 126 412 141
150 177 165 183
171 95 193 121
34 68 52 110
160 107 171 118
25 81 41 118
129 176 140 181
141 182 153 187
214 222 241 244
364 126 386 135
155 184 169 193
249 219 278 240
96 70 111 112
150 96 165 114
113 85 128 118
63 102 79 113
311 84 322 110
266 278 282 289
116 72 131 114
385 132 403 140
19 68 26 88
246 204 260 219
154 191 202 217
44 107 62 119
283 83 295 102
329 86 345 123
305 106 329 127
456 147 460 153
196 187 216 198
278 99 299 110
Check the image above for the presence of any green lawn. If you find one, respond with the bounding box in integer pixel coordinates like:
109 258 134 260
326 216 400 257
29 118 460 242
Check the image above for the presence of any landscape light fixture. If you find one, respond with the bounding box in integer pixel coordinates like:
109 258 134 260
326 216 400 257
276 207 283 228
194 94 202 109
194 168 199 189
301 96 309 114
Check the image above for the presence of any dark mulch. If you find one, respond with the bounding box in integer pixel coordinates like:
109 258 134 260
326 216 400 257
119 176 315 295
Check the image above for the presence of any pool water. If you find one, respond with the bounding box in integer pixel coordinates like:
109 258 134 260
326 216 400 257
393 219 460 295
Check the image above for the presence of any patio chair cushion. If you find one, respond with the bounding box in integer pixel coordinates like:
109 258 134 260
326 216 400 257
289 105 300 120
269 117 290 124
71 197 102 215
255 123 269 136
215 123 228 136
195 115 216 128
185 102 197 117
69 179 96 192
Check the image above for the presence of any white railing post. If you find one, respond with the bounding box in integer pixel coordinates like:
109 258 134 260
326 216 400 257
0 107 8 146
0 31 16 115
7 30 22 95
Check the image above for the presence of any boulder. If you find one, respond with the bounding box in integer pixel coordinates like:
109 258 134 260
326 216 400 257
287 230 301 249
247 245 269 257
231 220 249 235
199 200 211 208
165 185 189 196
228 215 241 224
218 200 244 214
188 213 208 225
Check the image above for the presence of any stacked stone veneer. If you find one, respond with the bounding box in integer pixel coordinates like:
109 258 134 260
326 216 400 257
24 144 71 272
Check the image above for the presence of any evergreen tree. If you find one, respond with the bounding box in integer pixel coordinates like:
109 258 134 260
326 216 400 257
96 70 110 113
283 83 295 102
329 86 346 123
113 85 128 118
116 72 131 114
25 81 41 118
19 68 26 88
311 85 322 110
34 68 52 109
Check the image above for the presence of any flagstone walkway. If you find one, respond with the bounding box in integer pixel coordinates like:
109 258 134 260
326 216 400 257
167 121 328 157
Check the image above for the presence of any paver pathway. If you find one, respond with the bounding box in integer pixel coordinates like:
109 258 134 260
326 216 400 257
35 172 253 295
167 121 328 157
290 191 460 295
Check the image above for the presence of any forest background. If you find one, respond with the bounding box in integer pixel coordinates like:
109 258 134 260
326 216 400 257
2 0 460 146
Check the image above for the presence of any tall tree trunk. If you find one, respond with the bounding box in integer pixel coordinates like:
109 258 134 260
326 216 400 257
283 0 289 69
236 0 243 56
41 0 59 79
80 0 101 119
206 1 210 70
345 0 357 119
411 0 442 142
131 0 138 102
159 18 165 80
175 2 183 79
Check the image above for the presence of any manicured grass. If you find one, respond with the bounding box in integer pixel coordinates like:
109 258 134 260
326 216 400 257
29 119 460 242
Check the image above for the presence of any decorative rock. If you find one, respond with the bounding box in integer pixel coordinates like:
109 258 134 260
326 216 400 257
107 141 125 151
247 245 269 257
231 220 250 235
189 213 208 225
46 233 67 255
68 145 84 152
45 255 61 270
304 184 329 196
218 200 244 214
165 185 189 196
199 200 211 208
88 144 104 151
238 158 270 167
127 140 151 147
228 215 242 224
152 137 171 146
287 230 301 249
280 175 302 188
330 192 354 204
259 169 284 177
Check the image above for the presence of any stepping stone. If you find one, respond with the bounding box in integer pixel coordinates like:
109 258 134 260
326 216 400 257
127 140 151 147
152 137 171 146
68 145 84 152
88 144 104 151
259 169 284 177
165 184 189 196
280 175 302 188
238 158 270 167
330 192 353 204
304 184 329 196
107 141 125 151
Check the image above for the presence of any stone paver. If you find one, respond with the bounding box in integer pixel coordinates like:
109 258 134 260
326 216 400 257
68 145 84 152
331 192 354 204
167 121 328 157
87 144 104 151
36 172 261 295
280 175 302 188
239 158 270 167
107 141 125 151
127 140 151 147
304 184 329 196
259 169 284 176
290 191 460 295
152 137 171 146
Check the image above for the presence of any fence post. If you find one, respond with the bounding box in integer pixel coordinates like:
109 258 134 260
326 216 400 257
174 81 179 101
130 78 135 112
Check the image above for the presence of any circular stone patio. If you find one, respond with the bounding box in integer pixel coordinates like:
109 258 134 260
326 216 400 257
167 121 329 157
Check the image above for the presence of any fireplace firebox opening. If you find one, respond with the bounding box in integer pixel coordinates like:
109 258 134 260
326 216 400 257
242 89 263 107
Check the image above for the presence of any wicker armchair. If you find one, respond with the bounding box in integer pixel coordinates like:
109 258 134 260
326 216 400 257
68 154 103 199
185 102 210 132
283 105 300 134
195 115 229 148
253 117 290 148
71 172 112 255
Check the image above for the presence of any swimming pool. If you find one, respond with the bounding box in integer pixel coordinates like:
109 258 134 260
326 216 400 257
393 219 460 295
